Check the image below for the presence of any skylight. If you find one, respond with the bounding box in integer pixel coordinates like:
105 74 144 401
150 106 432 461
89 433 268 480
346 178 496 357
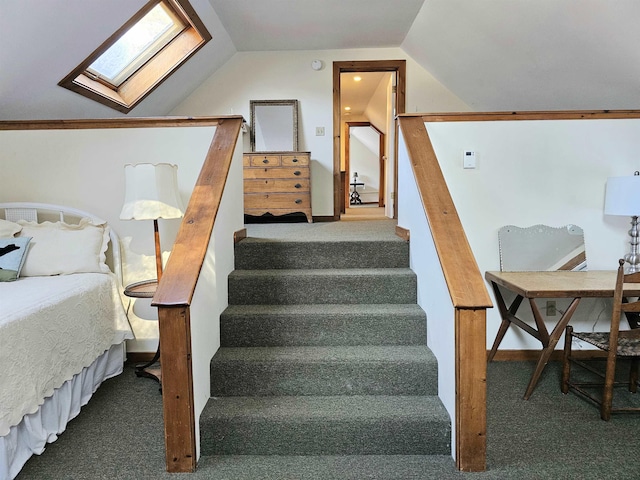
59 0 211 114
86 3 185 88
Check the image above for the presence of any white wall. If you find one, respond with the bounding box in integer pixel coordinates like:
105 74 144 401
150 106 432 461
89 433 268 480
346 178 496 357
397 130 457 456
0 126 222 352
171 48 470 216
424 118 640 351
397 117 640 458
364 73 392 135
189 137 244 457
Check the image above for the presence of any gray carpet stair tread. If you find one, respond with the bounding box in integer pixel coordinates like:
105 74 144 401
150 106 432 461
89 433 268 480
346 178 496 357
228 268 417 304
210 346 437 396
204 395 449 421
222 303 426 315
220 304 426 346
198 455 460 480
212 345 435 363
200 395 451 455
230 268 415 278
234 239 409 269
196 454 460 480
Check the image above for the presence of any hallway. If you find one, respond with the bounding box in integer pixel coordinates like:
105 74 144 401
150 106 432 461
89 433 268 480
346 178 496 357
340 205 387 221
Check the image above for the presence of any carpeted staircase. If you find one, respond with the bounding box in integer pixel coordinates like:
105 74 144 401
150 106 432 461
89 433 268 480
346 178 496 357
199 230 451 470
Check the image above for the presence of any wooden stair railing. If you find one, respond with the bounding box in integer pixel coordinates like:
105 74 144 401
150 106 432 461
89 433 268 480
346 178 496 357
399 115 492 472
151 116 243 472
0 115 244 473
399 109 640 471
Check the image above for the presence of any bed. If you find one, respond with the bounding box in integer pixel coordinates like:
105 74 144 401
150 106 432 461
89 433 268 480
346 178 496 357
0 203 134 480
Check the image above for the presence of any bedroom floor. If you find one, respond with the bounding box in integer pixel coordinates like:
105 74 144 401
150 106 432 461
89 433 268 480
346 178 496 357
15 361 640 479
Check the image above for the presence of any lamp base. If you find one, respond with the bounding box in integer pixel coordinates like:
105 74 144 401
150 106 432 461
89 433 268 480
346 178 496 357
625 215 640 273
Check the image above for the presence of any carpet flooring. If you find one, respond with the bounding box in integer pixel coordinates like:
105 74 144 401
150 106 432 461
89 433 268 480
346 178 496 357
15 220 640 478
16 360 640 479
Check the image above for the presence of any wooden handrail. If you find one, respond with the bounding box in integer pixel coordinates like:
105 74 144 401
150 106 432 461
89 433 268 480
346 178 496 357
0 117 228 130
153 116 243 306
399 115 490 472
398 108 640 471
399 116 492 310
417 110 640 122
151 116 243 472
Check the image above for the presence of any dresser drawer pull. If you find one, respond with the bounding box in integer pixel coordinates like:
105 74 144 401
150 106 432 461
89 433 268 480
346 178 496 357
294 170 301 176
294 183 302 189
262 158 269 164
295 199 302 204
292 158 299 163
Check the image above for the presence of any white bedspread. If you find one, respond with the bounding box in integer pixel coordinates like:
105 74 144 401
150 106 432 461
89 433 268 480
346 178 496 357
0 273 133 437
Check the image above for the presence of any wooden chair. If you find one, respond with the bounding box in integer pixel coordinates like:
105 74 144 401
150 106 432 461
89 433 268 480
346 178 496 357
562 259 640 420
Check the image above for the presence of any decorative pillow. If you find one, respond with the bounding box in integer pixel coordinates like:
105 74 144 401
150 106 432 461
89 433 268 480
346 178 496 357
0 219 22 237
0 237 31 281
17 218 110 276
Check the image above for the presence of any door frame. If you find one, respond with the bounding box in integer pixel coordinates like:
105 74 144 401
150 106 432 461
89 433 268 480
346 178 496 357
333 60 406 219
344 121 385 208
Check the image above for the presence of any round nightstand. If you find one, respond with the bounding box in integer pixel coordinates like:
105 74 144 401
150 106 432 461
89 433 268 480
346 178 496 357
124 279 162 390
124 279 157 298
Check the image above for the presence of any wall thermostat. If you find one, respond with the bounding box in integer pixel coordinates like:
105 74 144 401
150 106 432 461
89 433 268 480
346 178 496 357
463 150 476 169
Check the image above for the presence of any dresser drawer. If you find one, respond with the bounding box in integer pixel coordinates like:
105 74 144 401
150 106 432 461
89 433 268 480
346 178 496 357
243 166 309 180
248 155 281 167
244 193 311 209
244 178 310 193
281 154 309 166
242 151 312 222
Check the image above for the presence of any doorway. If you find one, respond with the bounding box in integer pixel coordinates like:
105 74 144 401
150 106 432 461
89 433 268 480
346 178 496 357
332 60 406 220
344 121 385 209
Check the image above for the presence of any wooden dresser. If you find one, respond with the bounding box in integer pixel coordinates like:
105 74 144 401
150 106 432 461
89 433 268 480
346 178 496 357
243 151 312 222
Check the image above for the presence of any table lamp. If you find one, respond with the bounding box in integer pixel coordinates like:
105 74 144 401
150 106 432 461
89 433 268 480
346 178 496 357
119 163 184 282
604 171 640 273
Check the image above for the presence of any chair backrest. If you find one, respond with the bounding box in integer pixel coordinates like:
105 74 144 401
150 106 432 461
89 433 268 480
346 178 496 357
498 224 586 272
611 259 640 335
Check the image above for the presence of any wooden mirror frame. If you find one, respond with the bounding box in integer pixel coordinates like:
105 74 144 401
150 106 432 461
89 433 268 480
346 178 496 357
250 99 299 152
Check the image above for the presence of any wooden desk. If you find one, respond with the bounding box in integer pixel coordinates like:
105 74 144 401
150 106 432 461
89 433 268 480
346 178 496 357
485 270 640 399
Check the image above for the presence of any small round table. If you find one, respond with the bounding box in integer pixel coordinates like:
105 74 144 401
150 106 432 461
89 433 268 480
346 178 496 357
350 182 365 205
124 279 162 390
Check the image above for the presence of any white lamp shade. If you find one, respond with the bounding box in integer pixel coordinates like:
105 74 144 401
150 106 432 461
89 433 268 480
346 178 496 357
604 175 640 217
120 163 185 220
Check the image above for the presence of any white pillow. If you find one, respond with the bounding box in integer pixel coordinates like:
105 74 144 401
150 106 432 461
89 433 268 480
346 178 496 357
0 219 22 237
17 218 110 276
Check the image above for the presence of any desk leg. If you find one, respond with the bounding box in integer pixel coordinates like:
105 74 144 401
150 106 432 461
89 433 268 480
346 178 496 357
487 282 524 361
523 297 581 400
529 298 550 347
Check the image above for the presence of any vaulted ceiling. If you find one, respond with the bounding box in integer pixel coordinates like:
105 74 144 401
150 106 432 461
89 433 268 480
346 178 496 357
2 0 639 120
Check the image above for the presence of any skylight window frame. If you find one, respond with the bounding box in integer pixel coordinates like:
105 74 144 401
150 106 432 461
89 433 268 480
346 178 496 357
59 0 211 114
85 2 187 89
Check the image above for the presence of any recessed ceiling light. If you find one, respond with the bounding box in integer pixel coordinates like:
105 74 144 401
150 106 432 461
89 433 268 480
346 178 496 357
354 76 362 82
344 106 351 111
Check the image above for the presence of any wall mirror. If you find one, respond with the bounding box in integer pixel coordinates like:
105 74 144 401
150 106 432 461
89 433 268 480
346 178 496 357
250 99 299 152
499 224 587 272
